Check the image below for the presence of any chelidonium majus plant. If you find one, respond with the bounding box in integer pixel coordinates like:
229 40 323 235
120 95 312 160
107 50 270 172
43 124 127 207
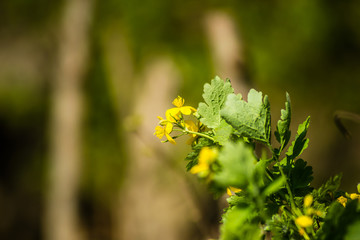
154 77 360 240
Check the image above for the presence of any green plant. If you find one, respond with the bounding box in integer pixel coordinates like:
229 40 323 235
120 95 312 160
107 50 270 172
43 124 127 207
154 76 360 239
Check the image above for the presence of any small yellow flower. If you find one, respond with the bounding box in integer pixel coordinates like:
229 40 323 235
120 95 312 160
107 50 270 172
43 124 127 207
154 122 176 144
184 120 199 145
304 194 313 208
190 147 217 177
226 187 242 196
166 96 196 122
350 193 360 200
295 215 313 228
337 196 348 207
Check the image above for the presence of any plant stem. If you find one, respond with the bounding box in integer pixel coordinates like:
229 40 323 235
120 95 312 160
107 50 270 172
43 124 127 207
268 144 298 214
278 166 296 211
173 129 215 142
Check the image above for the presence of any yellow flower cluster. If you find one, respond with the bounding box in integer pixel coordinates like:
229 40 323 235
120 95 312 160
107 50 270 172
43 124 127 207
165 96 196 122
154 96 199 144
190 147 241 196
190 147 217 177
295 194 324 238
336 192 360 207
295 195 314 228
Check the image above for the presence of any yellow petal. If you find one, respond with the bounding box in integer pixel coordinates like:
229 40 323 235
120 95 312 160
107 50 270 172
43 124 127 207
198 147 217 165
227 187 242 196
166 108 181 122
157 116 168 126
295 216 313 228
229 186 242 193
185 120 198 135
337 196 348 207
226 188 232 196
304 195 313 207
154 126 165 139
180 106 196 115
172 96 184 108
165 122 173 134
190 163 209 174
165 133 176 144
350 193 360 200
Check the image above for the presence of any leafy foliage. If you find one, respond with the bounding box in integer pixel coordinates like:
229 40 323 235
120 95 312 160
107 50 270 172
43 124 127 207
220 206 262 240
316 200 360 240
286 117 310 162
312 174 342 203
275 92 291 150
214 141 257 189
289 159 314 196
221 89 271 143
155 77 360 239
213 120 233 146
185 137 214 171
197 76 234 129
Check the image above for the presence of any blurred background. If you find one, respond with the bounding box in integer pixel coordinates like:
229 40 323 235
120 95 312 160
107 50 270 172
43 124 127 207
1 0 360 239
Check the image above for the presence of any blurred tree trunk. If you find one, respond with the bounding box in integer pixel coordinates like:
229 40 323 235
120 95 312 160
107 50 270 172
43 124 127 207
115 57 205 240
44 0 93 240
204 11 250 94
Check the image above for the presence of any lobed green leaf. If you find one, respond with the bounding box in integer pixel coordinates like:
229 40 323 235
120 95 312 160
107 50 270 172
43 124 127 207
289 159 313 196
214 141 257 189
285 116 310 162
197 76 234 129
275 92 291 149
220 89 271 143
213 119 234 146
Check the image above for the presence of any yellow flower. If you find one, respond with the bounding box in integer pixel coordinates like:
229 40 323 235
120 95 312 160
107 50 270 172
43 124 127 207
304 194 313 208
226 187 242 196
154 122 176 144
166 96 196 122
190 147 217 177
350 193 360 200
295 215 313 228
157 116 169 126
184 120 199 144
337 196 348 207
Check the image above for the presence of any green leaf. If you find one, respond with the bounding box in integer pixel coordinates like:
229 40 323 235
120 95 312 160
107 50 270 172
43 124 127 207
262 176 286 197
220 206 262 240
214 119 233 146
312 174 342 203
197 76 234 128
220 89 271 143
290 159 313 196
345 219 360 240
275 92 291 149
214 141 257 189
285 116 310 161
